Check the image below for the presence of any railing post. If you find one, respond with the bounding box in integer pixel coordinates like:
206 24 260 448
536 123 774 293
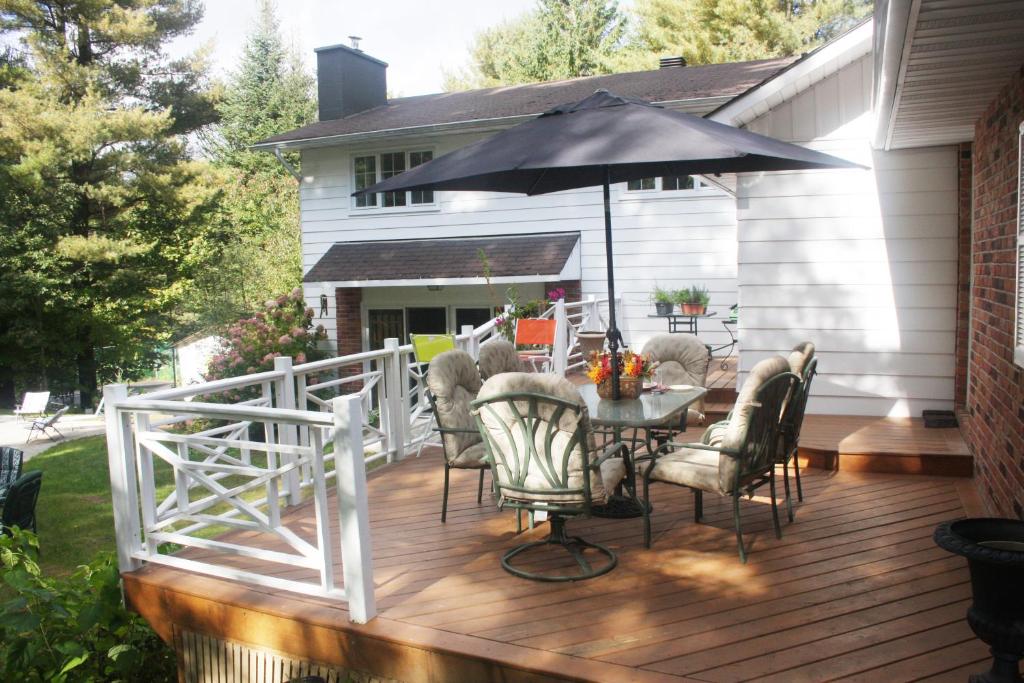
461 324 478 359
616 294 628 345
383 338 405 462
332 394 376 623
553 298 568 375
103 384 143 572
273 356 302 504
583 294 600 332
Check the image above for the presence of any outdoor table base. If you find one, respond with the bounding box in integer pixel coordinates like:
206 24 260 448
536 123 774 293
592 493 652 519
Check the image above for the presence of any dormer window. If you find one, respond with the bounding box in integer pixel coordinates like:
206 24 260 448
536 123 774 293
352 149 435 209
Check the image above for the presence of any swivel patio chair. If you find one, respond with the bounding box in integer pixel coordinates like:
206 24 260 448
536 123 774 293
777 342 817 521
1 470 43 535
477 339 524 380
425 349 488 523
638 356 798 562
0 447 24 508
472 372 628 581
642 334 710 437
13 391 49 420
26 406 69 443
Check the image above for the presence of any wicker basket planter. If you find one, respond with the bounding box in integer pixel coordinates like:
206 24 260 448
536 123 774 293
596 377 642 400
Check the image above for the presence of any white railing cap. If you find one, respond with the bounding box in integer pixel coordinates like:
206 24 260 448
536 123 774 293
112 399 334 427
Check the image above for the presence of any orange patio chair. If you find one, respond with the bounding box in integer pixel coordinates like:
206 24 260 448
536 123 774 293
514 318 557 373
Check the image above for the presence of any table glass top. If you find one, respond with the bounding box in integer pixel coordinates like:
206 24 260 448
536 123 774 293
576 383 707 427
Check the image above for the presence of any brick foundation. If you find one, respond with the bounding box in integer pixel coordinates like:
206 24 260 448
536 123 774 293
961 65 1024 520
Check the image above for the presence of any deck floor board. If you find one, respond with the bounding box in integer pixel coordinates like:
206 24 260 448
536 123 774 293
126 422 995 682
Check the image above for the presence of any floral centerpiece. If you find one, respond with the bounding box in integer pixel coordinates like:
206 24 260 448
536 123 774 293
586 349 655 399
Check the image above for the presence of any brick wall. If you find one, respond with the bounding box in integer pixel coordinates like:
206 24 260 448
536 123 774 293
962 66 1024 520
334 288 363 356
544 279 582 303
954 142 972 406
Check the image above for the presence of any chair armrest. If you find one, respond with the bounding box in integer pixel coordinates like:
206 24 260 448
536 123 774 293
433 426 480 435
649 440 741 458
588 441 628 469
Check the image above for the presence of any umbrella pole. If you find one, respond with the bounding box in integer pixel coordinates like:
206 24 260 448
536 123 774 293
602 166 622 400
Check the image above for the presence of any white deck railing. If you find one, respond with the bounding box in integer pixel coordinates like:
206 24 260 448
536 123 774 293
102 296 616 623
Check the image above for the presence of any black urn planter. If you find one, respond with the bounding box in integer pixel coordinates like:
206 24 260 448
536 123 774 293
934 518 1024 683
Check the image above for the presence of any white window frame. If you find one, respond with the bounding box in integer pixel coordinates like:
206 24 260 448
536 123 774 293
620 174 715 200
1014 121 1024 368
349 148 439 214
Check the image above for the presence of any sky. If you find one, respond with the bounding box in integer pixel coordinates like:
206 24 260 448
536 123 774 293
169 0 539 97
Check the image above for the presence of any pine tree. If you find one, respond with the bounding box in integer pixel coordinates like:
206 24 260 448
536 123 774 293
0 0 220 407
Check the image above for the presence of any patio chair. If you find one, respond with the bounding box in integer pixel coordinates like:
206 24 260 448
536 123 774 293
425 349 488 523
477 339 524 380
26 406 69 443
777 342 817 520
0 447 24 508
472 372 628 581
638 356 798 562
410 333 457 457
1 470 43 535
642 334 710 437
13 391 50 420
514 318 557 373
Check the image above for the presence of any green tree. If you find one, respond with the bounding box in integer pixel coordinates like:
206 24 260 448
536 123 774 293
185 0 316 330
0 0 220 407
631 0 872 65
445 0 627 90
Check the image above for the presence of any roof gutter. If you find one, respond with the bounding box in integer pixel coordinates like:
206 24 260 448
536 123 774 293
251 95 733 152
872 0 918 151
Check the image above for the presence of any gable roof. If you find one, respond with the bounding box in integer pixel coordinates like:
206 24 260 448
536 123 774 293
303 232 581 285
256 57 797 149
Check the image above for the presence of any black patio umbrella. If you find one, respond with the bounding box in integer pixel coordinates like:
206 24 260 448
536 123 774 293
354 90 861 398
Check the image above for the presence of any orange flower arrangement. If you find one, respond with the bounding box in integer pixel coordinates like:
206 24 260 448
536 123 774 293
586 349 655 385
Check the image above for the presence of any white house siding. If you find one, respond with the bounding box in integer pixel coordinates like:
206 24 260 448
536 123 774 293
297 132 738 353
737 54 959 416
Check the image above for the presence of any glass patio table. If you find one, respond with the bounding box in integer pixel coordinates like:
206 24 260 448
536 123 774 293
577 383 708 518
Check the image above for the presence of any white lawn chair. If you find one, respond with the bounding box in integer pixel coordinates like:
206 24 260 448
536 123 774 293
14 392 50 420
26 406 69 443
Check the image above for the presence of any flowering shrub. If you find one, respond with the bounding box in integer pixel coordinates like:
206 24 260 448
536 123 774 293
494 287 567 342
586 349 655 385
206 288 328 383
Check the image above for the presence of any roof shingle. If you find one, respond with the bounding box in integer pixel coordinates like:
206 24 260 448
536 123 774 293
303 233 580 283
259 57 796 146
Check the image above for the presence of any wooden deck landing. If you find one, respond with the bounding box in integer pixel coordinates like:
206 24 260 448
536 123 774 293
124 452 992 683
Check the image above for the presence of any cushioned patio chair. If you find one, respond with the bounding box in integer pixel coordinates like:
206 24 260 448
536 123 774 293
14 391 49 420
425 349 488 522
411 333 457 457
642 334 710 436
2 470 43 535
477 339 524 380
472 372 628 581
638 356 798 562
777 342 817 521
0 447 24 508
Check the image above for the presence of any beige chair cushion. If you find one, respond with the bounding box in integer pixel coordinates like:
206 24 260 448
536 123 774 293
426 350 483 463
788 342 815 379
449 441 489 468
651 356 791 493
643 334 709 425
477 340 523 380
646 446 722 493
475 372 619 505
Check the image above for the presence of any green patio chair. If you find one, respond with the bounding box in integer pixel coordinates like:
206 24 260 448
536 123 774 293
2 470 43 536
425 349 488 523
778 343 817 521
638 356 798 562
411 333 457 458
472 372 628 581
0 447 24 508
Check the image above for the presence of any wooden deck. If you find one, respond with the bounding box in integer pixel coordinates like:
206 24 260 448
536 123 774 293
124 449 992 682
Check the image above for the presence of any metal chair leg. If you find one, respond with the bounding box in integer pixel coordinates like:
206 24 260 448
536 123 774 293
769 469 782 540
693 488 703 522
441 465 450 523
733 490 747 564
642 473 652 548
782 458 794 523
477 468 485 504
793 447 804 502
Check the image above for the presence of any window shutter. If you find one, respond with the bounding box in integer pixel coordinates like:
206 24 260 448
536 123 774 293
1016 121 1024 368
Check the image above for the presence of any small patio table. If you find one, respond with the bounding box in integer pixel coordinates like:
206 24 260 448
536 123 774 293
577 383 707 518
647 311 717 335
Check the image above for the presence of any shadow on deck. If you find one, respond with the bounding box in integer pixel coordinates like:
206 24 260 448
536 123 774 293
123 444 990 682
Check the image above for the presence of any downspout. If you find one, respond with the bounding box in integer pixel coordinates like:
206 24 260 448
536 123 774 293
274 147 303 182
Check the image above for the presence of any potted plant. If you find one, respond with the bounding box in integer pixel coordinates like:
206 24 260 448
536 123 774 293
586 349 655 400
651 286 674 316
681 285 710 315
